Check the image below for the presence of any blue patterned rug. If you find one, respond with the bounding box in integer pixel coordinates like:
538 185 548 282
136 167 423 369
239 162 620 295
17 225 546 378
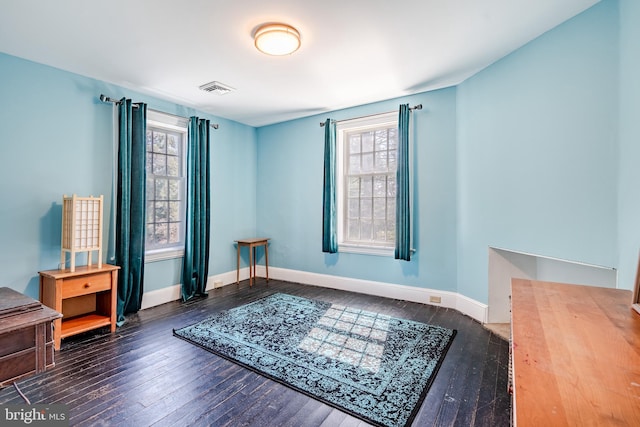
173 293 455 427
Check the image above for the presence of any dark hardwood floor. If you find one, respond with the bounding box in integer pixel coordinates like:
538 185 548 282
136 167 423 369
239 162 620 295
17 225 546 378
0 279 511 426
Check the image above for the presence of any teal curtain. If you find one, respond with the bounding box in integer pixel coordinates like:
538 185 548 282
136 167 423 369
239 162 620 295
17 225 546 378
395 104 411 261
181 117 211 301
322 118 338 253
116 98 147 324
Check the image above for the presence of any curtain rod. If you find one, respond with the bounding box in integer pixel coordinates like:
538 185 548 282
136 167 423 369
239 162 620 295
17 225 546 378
319 104 422 127
99 94 219 129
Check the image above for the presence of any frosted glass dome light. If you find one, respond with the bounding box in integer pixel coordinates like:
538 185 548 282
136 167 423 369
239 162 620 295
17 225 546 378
254 23 301 56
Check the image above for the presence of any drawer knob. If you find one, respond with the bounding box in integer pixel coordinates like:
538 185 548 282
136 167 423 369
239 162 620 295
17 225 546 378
84 283 91 288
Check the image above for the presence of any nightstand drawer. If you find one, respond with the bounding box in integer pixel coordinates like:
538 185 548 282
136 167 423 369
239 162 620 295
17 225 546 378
62 272 112 298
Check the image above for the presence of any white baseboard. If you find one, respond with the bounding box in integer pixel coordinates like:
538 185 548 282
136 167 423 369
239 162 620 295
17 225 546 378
456 293 489 324
140 267 248 310
257 266 488 323
140 266 488 323
140 283 182 310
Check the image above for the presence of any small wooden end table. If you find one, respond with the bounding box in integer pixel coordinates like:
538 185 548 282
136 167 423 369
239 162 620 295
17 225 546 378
39 264 119 350
235 238 270 287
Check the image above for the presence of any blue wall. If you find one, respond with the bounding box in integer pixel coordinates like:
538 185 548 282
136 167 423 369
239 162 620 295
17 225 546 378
255 1 623 304
1 0 635 307
256 89 458 291
456 0 619 302
617 0 640 291
0 52 257 299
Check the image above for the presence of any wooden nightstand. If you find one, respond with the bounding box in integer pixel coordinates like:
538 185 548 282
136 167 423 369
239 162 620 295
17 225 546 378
39 264 119 350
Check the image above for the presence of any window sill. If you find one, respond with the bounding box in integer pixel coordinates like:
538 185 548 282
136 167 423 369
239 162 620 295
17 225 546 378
338 244 416 257
338 244 394 257
145 248 184 263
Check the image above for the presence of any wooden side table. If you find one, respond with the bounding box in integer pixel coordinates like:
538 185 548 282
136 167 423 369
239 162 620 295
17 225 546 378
235 238 270 287
39 264 119 350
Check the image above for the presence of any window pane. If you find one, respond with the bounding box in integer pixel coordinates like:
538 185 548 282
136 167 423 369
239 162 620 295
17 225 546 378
169 201 180 222
146 224 155 244
360 219 372 240
349 154 360 174
167 134 179 156
387 220 396 241
388 128 398 150
375 150 388 172
361 153 374 173
154 223 168 245
362 131 374 153
388 150 397 172
360 176 372 197
155 179 168 200
348 219 359 240
153 153 166 175
146 130 153 151
169 180 180 200
373 176 386 197
375 130 388 151
155 202 168 221
146 178 155 201
167 155 179 177
373 198 386 219
146 201 154 223
360 198 372 219
153 131 166 153
146 152 153 173
387 176 396 197
373 219 387 241
348 177 360 197
348 198 359 219
349 134 361 154
387 200 396 220
168 223 180 243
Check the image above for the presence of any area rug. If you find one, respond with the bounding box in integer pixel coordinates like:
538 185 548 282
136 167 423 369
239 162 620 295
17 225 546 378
173 293 456 427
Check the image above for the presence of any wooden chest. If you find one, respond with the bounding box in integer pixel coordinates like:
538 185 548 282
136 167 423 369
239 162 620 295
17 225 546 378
0 287 62 388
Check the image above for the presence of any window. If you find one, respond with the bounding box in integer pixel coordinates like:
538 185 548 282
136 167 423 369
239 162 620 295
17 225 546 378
145 111 188 261
337 112 398 256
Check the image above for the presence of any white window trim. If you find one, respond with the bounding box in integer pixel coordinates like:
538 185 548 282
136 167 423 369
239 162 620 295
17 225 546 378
339 243 395 257
146 248 185 263
145 110 188 260
336 111 398 257
148 110 189 129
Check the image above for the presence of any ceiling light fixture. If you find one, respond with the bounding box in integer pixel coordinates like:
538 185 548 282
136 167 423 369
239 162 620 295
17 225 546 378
254 23 301 56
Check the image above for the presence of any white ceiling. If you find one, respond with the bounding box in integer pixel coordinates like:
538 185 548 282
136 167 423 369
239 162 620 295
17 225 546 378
0 0 599 127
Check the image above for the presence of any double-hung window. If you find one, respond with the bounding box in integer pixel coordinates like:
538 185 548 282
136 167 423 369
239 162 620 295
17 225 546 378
145 111 187 261
336 112 398 256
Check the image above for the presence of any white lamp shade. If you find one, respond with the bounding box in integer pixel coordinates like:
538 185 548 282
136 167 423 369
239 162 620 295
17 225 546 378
254 24 301 56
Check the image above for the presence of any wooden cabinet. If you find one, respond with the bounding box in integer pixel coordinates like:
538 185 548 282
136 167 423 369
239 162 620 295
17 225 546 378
39 264 119 350
0 287 61 387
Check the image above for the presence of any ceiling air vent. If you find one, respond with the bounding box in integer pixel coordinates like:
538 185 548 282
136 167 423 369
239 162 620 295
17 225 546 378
198 81 234 95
